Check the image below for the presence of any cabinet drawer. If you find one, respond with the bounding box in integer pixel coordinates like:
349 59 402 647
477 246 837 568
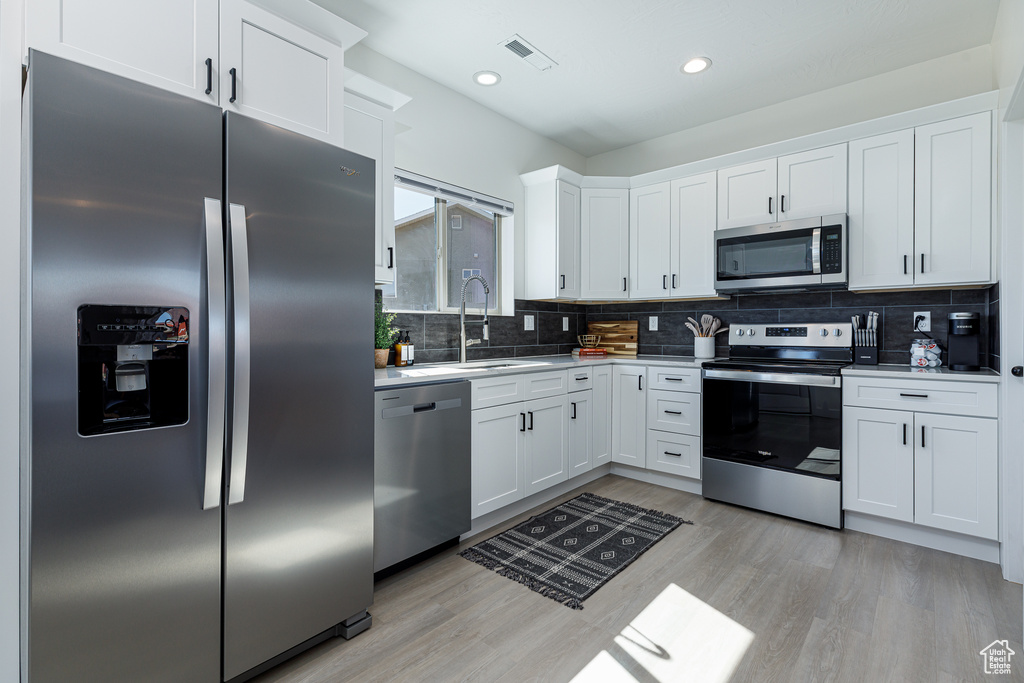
646 431 700 479
568 367 594 392
648 366 701 392
471 374 526 409
647 389 700 436
524 370 569 400
843 377 997 418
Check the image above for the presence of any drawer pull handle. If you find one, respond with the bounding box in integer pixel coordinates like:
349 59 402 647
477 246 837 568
665 451 681 457
664 410 682 415
575 376 588 381
900 393 928 398
664 377 683 382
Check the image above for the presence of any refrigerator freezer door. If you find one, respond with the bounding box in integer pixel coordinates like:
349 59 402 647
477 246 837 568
223 112 375 680
25 52 223 682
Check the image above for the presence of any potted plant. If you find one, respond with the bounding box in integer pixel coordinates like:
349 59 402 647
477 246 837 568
374 298 398 368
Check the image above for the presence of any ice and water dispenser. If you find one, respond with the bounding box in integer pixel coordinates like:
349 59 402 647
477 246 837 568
77 305 190 435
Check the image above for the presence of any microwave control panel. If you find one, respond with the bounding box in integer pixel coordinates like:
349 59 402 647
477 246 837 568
820 225 843 274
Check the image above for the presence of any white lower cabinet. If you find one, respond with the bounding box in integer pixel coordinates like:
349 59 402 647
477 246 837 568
612 366 647 465
471 402 525 518
568 390 593 477
523 395 570 496
592 366 613 467
842 379 998 540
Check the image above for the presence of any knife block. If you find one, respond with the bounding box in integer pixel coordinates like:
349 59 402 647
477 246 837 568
854 345 878 365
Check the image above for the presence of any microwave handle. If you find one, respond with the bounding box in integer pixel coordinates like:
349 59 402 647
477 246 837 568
811 227 821 275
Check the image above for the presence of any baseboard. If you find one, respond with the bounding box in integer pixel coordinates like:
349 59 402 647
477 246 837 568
610 463 702 495
844 511 1001 564
463 465 612 540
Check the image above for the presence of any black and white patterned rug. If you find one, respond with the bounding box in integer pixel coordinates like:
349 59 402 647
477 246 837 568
459 492 691 610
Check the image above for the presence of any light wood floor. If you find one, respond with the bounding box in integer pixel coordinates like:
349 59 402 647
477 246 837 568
252 475 1023 683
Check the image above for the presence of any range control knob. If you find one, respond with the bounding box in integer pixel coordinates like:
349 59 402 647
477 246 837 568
746 328 755 337
819 329 829 337
736 329 745 336
833 328 842 337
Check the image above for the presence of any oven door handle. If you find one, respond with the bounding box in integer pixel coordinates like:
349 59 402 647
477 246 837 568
702 368 841 388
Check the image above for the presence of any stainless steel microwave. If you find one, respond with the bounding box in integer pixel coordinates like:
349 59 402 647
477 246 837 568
714 214 847 293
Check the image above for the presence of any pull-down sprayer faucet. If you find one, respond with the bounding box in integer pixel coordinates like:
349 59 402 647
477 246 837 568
459 275 490 363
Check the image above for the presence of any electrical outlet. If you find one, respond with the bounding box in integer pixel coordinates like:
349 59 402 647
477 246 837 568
649 316 658 331
562 316 569 331
914 311 931 332
524 315 534 331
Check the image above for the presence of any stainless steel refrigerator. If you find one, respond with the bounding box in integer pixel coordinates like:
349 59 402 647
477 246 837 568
23 51 374 682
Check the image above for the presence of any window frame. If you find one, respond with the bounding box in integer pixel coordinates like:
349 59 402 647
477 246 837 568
388 170 512 316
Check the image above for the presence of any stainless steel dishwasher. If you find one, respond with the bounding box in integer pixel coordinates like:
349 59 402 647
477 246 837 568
373 380 471 573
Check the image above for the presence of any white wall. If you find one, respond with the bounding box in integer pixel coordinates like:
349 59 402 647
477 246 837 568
586 46 995 177
0 0 22 679
992 0 1024 108
342 45 587 302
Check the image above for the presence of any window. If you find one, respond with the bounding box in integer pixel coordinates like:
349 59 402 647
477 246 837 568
383 171 511 314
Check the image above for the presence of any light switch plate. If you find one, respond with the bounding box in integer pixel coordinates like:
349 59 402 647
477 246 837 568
524 315 534 331
563 317 569 331
914 311 931 332
649 316 658 331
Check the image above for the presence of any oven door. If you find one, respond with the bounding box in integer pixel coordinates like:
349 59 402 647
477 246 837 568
702 368 842 479
701 368 844 528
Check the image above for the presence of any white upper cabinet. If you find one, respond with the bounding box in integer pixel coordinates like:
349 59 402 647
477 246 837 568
28 0 366 146
670 171 717 297
848 130 916 289
849 113 992 290
717 158 777 228
27 0 220 103
717 144 847 228
343 73 410 285
629 182 672 299
914 112 992 287
221 0 349 146
581 186 630 300
522 168 582 300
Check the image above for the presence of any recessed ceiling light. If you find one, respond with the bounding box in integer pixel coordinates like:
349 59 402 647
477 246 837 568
681 57 711 74
473 71 501 86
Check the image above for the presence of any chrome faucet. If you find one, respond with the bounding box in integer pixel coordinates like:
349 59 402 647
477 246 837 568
459 275 490 363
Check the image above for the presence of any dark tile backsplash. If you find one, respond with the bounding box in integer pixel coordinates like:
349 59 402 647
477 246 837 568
377 288 997 369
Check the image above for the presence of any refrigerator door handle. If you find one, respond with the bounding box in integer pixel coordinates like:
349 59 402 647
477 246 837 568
228 203 251 505
203 198 226 510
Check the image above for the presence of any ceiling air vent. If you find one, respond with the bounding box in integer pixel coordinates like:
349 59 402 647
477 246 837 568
501 34 557 71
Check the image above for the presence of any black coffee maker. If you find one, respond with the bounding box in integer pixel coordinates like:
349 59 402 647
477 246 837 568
947 312 981 371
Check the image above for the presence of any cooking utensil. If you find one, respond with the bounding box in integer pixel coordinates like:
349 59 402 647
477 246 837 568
685 321 701 337
701 314 714 335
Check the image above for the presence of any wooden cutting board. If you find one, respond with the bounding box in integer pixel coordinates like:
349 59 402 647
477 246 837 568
586 320 638 356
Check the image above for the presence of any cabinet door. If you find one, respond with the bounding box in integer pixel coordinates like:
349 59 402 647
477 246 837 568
842 407 914 522
670 172 717 297
220 0 346 146
717 159 777 228
556 181 582 298
848 130 915 289
629 183 672 299
611 366 646 466
592 366 613 467
776 144 847 220
471 403 525 518
344 93 395 284
27 0 219 103
914 414 998 539
524 396 569 496
581 188 630 299
914 112 992 286
568 391 594 477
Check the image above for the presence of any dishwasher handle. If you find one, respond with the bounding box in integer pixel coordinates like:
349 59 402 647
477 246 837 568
381 397 462 419
413 402 436 413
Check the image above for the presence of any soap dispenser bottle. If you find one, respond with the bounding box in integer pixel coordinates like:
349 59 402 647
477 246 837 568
394 331 407 367
405 331 415 366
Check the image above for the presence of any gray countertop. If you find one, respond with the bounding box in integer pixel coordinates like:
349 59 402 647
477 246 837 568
841 364 1001 383
374 355 1002 388
374 354 717 388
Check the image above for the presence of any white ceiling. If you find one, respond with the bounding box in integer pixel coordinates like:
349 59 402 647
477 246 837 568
316 0 1001 158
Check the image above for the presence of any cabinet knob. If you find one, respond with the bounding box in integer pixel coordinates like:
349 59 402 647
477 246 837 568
1012 366 1023 377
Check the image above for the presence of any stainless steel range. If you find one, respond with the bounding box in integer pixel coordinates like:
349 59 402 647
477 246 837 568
701 322 853 528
